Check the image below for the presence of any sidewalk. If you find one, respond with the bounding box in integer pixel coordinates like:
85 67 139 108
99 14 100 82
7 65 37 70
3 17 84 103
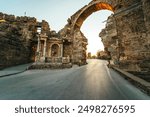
112 67 150 96
0 63 32 77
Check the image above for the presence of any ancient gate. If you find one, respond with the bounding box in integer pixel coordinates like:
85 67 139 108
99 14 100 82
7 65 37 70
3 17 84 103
59 0 150 71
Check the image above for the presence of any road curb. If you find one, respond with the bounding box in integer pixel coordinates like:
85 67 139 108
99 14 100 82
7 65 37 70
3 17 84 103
0 70 26 78
112 67 150 96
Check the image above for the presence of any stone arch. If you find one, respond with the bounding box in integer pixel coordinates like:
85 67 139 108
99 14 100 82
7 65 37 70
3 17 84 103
71 0 117 31
60 0 144 68
69 0 118 64
50 43 61 48
71 0 140 31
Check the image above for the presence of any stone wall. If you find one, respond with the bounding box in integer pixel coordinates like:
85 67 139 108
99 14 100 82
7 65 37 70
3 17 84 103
100 0 150 72
58 22 73 61
73 29 88 64
141 0 150 71
114 1 150 72
99 15 118 63
63 43 72 58
0 12 51 69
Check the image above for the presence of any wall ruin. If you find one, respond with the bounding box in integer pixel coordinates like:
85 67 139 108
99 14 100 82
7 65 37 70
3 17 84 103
0 12 51 69
60 0 150 72
100 0 150 72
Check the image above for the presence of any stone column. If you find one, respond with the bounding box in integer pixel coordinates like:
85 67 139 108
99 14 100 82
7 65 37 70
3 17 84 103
36 35 40 53
49 44 52 57
43 39 47 57
36 34 41 62
61 44 63 57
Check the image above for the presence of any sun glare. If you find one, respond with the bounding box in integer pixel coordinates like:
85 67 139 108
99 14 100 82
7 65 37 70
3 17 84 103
81 10 113 56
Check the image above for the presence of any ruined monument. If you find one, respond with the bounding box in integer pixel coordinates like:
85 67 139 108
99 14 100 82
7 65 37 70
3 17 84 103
60 0 150 73
0 12 73 69
0 0 150 74
0 12 39 69
31 29 72 69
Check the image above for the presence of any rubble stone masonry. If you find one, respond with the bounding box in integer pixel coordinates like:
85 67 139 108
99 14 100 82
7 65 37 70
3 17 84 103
0 12 50 69
100 0 150 72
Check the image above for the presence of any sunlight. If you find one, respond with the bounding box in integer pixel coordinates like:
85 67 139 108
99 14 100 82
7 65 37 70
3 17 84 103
81 10 113 56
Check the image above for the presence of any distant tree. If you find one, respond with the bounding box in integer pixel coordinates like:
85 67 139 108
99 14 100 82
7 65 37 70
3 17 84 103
87 52 92 59
91 55 96 59
97 50 108 59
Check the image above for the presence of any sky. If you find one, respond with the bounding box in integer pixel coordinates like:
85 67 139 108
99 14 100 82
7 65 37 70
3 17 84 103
0 0 113 55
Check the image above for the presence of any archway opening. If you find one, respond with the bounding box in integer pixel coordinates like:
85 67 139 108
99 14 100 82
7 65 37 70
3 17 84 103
73 2 114 58
81 10 113 56
51 44 59 57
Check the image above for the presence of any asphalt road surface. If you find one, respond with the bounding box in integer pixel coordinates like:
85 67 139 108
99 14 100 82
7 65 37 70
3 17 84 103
0 59 149 100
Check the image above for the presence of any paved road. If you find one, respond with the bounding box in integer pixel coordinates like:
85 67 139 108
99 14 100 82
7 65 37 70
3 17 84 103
0 59 149 100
